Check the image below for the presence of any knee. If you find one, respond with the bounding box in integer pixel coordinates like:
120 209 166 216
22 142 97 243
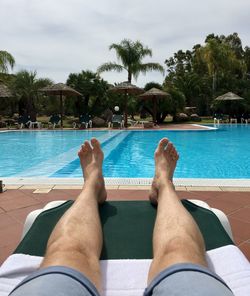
160 235 189 256
155 234 205 260
47 237 99 262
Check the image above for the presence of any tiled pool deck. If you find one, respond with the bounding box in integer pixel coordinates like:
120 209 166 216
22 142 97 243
0 186 250 265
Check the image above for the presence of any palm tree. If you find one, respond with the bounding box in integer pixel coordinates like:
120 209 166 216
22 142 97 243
97 39 164 83
0 50 15 73
11 70 52 116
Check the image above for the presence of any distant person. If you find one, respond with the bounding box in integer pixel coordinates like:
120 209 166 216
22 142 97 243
10 138 233 296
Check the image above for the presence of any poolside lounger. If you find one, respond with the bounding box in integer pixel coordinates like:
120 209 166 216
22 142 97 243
241 113 250 124
1 200 249 296
17 115 31 129
29 121 42 129
221 114 229 123
14 199 235 257
128 119 142 127
230 117 237 124
109 114 124 129
48 115 61 129
73 114 92 129
213 113 229 125
214 113 223 125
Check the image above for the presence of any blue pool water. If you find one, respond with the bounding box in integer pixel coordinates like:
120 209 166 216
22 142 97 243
0 125 250 179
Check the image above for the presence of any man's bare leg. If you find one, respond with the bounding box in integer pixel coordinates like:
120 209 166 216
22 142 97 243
148 138 207 283
41 138 107 292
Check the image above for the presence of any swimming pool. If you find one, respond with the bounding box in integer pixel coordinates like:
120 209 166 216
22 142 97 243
0 125 250 180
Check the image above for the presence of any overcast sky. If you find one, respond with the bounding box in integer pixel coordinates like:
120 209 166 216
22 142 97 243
1 0 250 87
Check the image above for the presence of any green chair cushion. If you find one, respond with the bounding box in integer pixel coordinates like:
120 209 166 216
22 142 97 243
14 200 234 259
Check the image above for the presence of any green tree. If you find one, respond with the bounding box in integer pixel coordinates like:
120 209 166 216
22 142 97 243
164 33 249 115
244 46 250 77
165 49 206 110
198 37 245 96
97 39 164 83
166 87 186 121
220 33 244 59
144 82 163 91
11 70 52 116
0 50 15 73
67 70 109 116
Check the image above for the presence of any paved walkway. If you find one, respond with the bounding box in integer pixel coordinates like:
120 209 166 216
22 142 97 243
0 188 249 264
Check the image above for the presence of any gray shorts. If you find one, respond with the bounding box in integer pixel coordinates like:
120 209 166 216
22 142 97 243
144 263 233 296
10 266 100 296
10 263 233 296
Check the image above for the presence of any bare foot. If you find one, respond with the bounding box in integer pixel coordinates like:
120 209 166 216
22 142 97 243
78 138 107 203
149 138 179 204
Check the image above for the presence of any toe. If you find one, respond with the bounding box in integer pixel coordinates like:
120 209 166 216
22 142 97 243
160 138 169 149
156 138 169 155
78 141 91 157
84 141 92 151
172 146 178 158
169 146 175 157
169 145 178 160
78 144 86 156
165 142 173 154
91 138 101 151
174 153 179 161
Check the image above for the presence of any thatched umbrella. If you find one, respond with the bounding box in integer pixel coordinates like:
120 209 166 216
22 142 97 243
214 92 245 118
109 81 143 127
40 83 82 128
0 82 12 98
139 88 169 123
215 92 244 101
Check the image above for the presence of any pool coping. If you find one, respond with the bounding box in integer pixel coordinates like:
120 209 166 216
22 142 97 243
2 177 250 191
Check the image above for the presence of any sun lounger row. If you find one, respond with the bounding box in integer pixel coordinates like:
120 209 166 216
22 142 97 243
15 115 61 129
2 114 157 130
214 113 250 124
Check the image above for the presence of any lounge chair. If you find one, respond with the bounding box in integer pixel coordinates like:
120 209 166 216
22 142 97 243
17 115 31 129
48 115 61 129
127 119 142 128
241 113 250 124
213 113 229 124
1 199 249 296
108 114 124 128
73 114 92 129
229 115 237 124
213 113 223 124
29 115 42 129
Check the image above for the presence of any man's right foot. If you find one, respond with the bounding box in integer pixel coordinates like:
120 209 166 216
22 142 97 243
149 138 179 204
78 138 107 203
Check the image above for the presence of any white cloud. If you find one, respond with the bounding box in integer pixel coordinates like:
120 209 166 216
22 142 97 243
1 0 250 86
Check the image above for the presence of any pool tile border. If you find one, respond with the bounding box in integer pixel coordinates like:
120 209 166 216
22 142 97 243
3 177 250 188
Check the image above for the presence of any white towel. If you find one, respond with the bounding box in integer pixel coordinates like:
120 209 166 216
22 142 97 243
0 245 249 296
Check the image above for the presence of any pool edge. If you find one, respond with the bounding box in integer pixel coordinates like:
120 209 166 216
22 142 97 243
2 177 250 190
